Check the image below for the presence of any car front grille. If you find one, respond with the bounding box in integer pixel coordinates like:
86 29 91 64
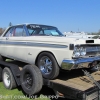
83 45 100 57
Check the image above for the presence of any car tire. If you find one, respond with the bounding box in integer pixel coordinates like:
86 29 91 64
2 67 17 89
0 67 2 81
20 65 43 95
37 52 59 79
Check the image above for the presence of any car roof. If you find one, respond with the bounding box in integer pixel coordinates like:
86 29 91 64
11 23 56 28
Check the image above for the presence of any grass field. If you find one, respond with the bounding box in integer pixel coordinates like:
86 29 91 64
0 82 51 100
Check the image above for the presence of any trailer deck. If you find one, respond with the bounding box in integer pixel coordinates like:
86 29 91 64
44 69 100 100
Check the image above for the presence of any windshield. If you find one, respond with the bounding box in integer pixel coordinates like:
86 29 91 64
27 25 64 36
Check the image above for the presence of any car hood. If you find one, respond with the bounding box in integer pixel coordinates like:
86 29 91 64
25 36 100 45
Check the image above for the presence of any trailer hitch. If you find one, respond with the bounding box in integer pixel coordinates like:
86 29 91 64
82 69 100 99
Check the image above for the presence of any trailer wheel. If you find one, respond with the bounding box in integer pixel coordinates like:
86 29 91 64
2 67 17 89
0 67 2 81
31 65 43 93
20 65 43 95
37 52 59 79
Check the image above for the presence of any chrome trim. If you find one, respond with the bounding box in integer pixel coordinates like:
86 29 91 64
61 56 100 70
75 45 100 51
73 45 100 57
86 46 100 52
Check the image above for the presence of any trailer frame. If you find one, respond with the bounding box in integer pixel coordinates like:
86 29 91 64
0 60 100 100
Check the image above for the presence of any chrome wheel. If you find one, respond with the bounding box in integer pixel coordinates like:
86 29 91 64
39 56 52 75
2 67 17 89
4 72 10 87
37 52 59 79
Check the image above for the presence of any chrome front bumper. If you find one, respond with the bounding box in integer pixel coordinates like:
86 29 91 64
61 56 100 70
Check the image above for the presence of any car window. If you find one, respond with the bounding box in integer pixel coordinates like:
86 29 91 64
27 24 64 36
28 29 35 35
39 30 44 35
13 26 26 37
28 28 42 36
4 27 14 37
44 30 59 36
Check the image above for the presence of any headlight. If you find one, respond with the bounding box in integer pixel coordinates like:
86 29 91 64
74 47 80 57
80 47 86 56
73 47 86 57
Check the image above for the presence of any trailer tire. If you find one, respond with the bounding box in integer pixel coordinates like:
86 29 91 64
0 67 2 81
37 52 59 79
20 65 43 95
31 65 43 93
2 67 17 89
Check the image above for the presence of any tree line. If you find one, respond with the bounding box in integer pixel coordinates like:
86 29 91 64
0 22 12 35
88 31 100 35
0 28 5 35
87 30 100 39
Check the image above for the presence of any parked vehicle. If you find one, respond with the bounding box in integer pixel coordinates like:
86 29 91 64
0 24 100 99
0 24 100 79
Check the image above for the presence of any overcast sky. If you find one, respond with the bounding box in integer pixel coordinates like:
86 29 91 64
0 0 100 33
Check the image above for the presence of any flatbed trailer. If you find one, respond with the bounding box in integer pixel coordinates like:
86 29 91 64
0 60 100 100
44 69 100 100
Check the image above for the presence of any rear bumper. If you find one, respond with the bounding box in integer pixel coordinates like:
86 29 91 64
61 56 100 70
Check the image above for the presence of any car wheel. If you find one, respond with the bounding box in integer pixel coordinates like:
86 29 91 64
20 65 43 95
37 52 59 79
0 67 2 81
2 67 17 89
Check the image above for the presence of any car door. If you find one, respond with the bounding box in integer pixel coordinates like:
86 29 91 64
0 36 6 55
5 25 27 62
0 27 15 56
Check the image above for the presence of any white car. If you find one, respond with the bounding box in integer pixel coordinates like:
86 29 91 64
0 23 100 79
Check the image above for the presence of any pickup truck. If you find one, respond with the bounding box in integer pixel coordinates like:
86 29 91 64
0 23 100 80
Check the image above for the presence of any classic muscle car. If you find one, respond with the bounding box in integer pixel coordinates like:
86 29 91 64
0 23 100 79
